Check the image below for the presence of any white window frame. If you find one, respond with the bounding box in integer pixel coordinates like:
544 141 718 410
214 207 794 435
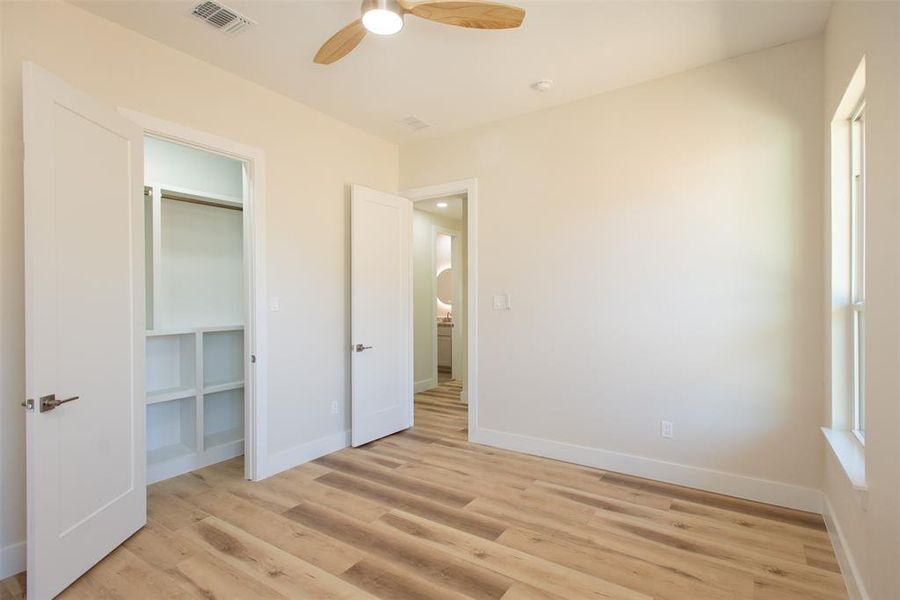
849 99 866 445
823 58 867 502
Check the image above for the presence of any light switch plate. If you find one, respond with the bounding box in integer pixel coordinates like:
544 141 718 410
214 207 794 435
661 420 674 439
269 296 280 311
492 293 511 310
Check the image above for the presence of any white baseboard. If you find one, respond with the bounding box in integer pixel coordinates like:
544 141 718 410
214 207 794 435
261 429 350 479
470 426 823 513
415 378 436 393
1 541 25 579
823 496 870 600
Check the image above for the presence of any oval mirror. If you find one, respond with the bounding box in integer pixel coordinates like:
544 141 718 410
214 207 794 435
437 268 453 306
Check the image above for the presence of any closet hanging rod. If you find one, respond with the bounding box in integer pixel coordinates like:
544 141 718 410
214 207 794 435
145 186 243 211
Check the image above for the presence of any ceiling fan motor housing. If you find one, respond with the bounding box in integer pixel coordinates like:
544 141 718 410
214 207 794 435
361 0 405 35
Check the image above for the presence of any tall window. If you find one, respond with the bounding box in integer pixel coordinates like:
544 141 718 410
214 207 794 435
850 100 866 442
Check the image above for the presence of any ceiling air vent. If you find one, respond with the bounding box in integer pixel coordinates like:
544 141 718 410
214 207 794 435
398 116 430 132
191 1 255 34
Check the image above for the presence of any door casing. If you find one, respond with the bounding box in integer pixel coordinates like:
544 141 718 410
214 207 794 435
119 109 268 481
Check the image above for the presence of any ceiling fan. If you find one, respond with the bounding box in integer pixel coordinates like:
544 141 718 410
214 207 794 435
314 0 526 65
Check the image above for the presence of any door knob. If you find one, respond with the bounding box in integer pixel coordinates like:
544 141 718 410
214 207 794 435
39 394 80 413
354 344 373 352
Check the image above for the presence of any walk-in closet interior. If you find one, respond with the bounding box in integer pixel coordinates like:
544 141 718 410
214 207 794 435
143 136 247 483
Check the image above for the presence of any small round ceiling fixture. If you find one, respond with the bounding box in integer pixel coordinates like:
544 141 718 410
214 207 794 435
532 79 554 92
361 0 404 35
436 201 449 208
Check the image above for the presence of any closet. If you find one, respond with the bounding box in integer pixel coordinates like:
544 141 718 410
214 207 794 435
143 136 247 483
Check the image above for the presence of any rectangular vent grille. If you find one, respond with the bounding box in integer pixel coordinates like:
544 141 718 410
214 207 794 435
398 116 430 131
192 1 255 34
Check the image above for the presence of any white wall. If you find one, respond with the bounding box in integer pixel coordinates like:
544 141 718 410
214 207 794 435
146 139 246 330
401 38 825 508
413 209 462 390
157 199 244 329
0 0 397 576
823 3 900 598
145 136 244 201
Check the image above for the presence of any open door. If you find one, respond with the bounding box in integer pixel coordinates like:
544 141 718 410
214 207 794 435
23 63 145 599
351 184 413 446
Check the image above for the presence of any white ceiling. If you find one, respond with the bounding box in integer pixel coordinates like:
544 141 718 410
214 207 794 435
74 0 832 143
415 194 464 221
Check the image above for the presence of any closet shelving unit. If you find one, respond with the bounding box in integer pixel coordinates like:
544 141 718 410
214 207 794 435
144 183 246 484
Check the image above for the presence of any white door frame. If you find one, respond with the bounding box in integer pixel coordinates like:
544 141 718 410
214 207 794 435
118 109 268 481
402 179 478 435
430 224 463 384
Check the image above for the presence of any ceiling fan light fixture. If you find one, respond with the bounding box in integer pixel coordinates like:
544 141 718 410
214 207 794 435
315 0 525 64
361 0 404 35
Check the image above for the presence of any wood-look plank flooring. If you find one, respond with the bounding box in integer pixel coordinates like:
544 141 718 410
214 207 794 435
2 380 846 599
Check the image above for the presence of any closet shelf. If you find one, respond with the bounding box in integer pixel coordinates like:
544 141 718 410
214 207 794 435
146 329 195 338
146 386 197 405
203 325 244 333
203 381 244 395
146 325 243 337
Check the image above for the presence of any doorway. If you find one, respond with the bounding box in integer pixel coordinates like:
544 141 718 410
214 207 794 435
405 179 478 437
142 135 250 485
413 196 465 390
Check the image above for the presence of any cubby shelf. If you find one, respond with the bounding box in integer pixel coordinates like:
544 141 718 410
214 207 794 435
146 396 195 469
145 325 244 483
205 427 243 450
203 381 244 395
148 442 194 465
203 388 244 453
147 386 197 405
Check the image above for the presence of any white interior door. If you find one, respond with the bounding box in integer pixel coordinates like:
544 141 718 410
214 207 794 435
351 184 413 446
23 62 145 600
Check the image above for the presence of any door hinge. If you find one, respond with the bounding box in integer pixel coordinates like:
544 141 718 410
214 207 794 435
250 354 256 364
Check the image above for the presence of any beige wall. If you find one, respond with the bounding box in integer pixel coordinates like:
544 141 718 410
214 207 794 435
823 3 900 599
412 208 463 389
0 0 398 562
401 38 825 502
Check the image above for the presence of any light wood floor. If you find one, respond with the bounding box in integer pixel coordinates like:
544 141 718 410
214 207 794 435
3 380 846 599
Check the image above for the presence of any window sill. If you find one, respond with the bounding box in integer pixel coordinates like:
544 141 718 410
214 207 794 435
821 427 868 508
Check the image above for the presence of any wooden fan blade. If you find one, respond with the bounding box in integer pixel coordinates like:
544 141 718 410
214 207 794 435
407 1 524 29
314 19 367 64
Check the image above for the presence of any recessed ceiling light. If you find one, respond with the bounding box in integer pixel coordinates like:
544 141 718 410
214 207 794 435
436 201 448 208
361 0 404 35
